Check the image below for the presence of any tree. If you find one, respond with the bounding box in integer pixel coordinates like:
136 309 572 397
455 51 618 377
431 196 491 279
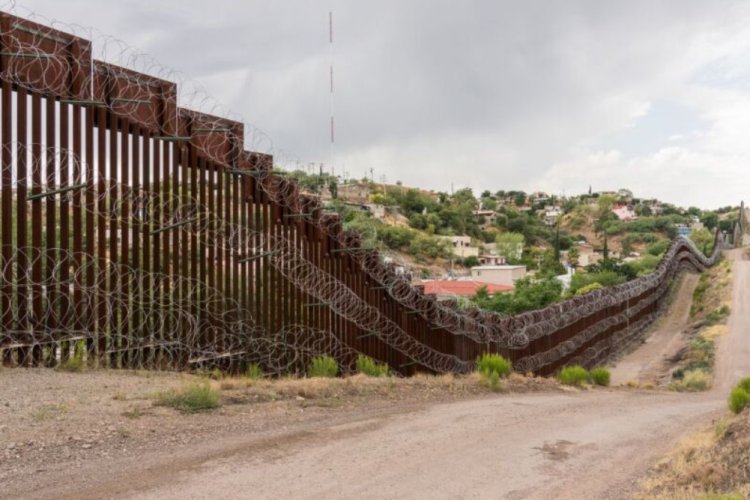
540 249 565 277
700 212 719 230
462 255 480 267
567 247 580 267
471 277 562 315
482 197 497 211
495 232 525 263
635 204 652 217
328 178 338 199
597 194 617 214
602 234 609 261
569 270 625 295
514 192 527 207
689 227 714 256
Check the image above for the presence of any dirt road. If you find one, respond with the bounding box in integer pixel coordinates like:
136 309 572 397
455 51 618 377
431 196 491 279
610 273 698 386
11 250 750 499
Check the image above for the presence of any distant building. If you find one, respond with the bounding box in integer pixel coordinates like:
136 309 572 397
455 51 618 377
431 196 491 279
676 224 691 237
531 192 550 204
575 242 602 267
612 204 637 221
363 203 386 219
543 206 563 226
472 209 497 230
440 235 479 258
617 188 634 200
597 190 617 197
472 209 496 220
478 254 506 266
470 265 526 287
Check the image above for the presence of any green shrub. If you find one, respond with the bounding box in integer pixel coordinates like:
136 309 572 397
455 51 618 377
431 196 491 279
728 387 749 414
646 239 670 256
476 353 513 379
705 305 731 325
308 355 338 378
557 365 590 386
58 345 86 373
476 353 512 391
700 493 743 500
589 367 610 386
157 382 221 413
245 363 264 380
575 282 603 296
356 355 390 377
736 376 750 393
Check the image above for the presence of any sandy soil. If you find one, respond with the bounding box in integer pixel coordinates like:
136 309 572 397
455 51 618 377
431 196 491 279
3 249 750 499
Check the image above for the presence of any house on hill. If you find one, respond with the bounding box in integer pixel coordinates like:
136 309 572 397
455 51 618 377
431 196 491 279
530 192 550 205
612 204 637 221
575 242 602 267
617 188 634 200
472 209 497 230
439 235 479 258
543 206 563 226
470 265 526 287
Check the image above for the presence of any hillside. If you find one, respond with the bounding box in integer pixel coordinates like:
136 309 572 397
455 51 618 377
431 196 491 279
280 168 735 275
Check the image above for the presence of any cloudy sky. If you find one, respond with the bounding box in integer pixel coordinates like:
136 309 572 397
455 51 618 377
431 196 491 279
10 0 750 208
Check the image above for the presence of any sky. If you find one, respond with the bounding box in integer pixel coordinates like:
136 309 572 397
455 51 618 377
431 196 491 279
7 0 750 209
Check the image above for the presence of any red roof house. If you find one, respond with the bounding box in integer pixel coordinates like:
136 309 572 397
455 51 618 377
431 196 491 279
422 280 513 297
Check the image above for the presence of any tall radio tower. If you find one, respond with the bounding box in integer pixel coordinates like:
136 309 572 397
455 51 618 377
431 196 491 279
329 11 335 177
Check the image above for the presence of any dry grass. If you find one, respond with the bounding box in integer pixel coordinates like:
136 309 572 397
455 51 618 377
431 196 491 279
638 409 750 499
207 371 562 406
155 382 221 413
691 259 733 322
29 403 67 422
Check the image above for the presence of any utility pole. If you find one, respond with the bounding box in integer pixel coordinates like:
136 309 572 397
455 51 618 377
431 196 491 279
329 11 335 176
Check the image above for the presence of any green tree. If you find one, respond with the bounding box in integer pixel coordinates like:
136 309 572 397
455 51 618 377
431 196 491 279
699 212 719 230
689 227 714 256
482 197 497 211
328 178 338 199
472 277 562 315
495 232 525 263
567 247 580 267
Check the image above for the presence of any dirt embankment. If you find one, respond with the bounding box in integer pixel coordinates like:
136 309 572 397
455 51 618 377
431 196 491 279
638 407 750 499
610 256 734 389
636 248 750 498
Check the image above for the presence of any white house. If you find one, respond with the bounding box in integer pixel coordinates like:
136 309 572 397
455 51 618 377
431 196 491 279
612 204 637 221
470 265 526 287
543 206 563 226
440 235 480 258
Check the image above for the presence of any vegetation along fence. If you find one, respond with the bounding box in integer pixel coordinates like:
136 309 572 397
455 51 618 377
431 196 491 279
0 11 723 376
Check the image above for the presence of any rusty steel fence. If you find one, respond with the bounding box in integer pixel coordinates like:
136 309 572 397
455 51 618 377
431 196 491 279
0 11 723 376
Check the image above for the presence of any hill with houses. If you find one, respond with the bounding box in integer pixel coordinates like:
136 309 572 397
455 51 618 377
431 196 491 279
277 168 737 314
